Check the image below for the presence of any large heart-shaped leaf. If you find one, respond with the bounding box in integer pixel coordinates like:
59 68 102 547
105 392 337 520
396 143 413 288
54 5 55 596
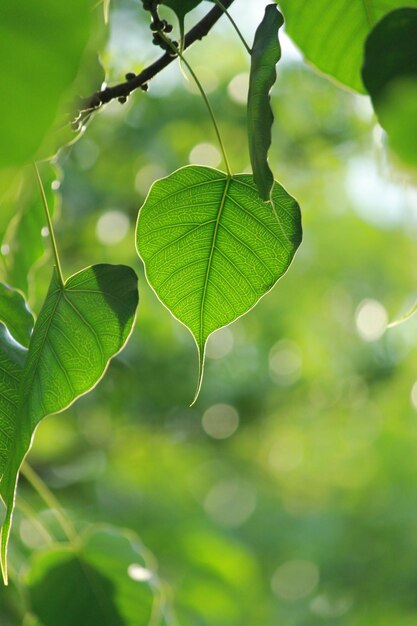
362 7 417 166
248 4 284 201
0 0 94 169
136 166 301 402
0 284 34 348
279 0 417 92
0 264 138 582
25 526 168 626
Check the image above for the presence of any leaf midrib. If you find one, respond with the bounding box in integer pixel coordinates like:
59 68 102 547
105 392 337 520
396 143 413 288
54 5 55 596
199 175 231 348
18 286 63 428
361 0 375 27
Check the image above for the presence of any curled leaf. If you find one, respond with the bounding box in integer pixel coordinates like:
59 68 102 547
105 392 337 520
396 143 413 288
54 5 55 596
248 4 284 201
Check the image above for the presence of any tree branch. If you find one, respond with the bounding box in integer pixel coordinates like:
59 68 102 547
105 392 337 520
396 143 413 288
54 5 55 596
76 0 236 119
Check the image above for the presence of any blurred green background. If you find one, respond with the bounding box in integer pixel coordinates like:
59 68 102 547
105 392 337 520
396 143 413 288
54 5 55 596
2 1 417 624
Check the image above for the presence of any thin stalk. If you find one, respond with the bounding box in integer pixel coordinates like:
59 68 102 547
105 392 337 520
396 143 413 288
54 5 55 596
16 496 54 544
33 162 65 287
212 0 251 54
21 463 80 548
160 33 232 177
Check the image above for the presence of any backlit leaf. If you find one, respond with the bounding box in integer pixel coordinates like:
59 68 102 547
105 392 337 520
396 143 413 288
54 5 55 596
279 0 417 92
0 264 138 583
0 0 94 169
248 4 284 201
0 325 27 478
0 284 34 348
136 165 301 403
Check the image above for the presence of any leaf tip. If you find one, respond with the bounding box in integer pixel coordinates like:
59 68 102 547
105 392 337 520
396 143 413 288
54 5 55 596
0 525 9 585
190 342 206 407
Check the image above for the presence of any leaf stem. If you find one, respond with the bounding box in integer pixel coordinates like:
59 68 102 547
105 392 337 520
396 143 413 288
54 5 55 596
160 33 232 177
21 463 80 548
16 495 54 544
211 0 252 54
33 162 65 287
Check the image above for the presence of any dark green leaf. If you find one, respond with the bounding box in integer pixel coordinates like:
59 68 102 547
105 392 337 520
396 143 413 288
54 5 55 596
0 284 34 348
279 0 417 92
161 0 204 19
248 4 284 201
0 264 139 582
362 7 417 166
160 0 215 46
362 8 417 102
136 165 301 403
26 526 167 626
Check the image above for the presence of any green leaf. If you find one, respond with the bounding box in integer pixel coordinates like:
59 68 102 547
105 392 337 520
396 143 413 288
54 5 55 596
0 284 34 348
0 324 27 480
136 165 301 403
160 0 215 47
0 0 94 169
279 0 417 92
1 163 59 296
161 0 204 18
26 525 168 626
248 4 284 201
362 8 417 166
0 264 138 583
362 8 417 102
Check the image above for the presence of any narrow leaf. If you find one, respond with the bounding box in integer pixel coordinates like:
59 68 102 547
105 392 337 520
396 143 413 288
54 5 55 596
248 4 284 201
0 283 34 348
0 264 138 583
136 165 301 403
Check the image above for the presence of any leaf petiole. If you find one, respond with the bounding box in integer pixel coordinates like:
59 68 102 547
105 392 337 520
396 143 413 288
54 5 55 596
212 0 252 54
21 463 80 548
159 31 233 177
33 162 65 287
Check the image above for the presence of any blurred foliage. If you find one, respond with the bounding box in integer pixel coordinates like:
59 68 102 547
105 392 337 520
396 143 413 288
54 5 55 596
1 0 417 624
